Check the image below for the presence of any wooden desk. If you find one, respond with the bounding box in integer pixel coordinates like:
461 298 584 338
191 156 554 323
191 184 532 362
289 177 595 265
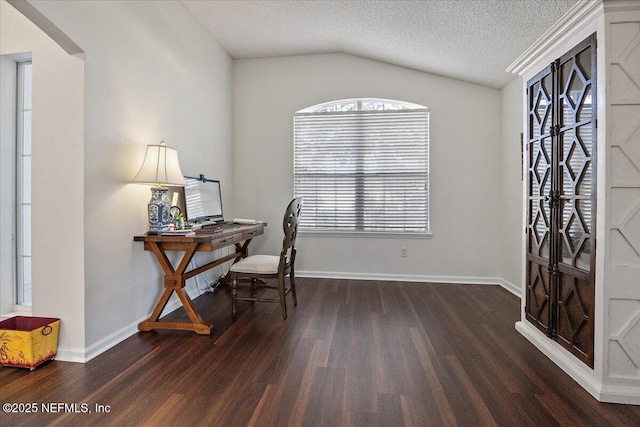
133 223 265 335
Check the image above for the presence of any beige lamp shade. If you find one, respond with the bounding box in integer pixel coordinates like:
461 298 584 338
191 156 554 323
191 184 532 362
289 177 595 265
132 141 186 186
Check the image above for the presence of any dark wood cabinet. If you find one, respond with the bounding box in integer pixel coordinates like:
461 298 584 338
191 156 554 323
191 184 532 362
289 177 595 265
525 33 597 368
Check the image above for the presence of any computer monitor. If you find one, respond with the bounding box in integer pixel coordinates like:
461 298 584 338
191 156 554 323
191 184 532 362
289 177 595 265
183 176 224 224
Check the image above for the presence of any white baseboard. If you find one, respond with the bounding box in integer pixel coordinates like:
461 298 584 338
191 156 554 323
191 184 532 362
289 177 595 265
55 288 201 363
516 321 640 405
496 278 522 298
296 270 521 296
81 315 147 363
515 321 602 399
54 345 87 363
599 385 640 405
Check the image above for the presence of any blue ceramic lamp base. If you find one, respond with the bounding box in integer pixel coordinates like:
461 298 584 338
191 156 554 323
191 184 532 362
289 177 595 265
148 187 171 233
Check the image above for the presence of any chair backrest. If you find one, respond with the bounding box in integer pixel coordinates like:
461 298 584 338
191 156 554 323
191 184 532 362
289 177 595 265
280 197 303 272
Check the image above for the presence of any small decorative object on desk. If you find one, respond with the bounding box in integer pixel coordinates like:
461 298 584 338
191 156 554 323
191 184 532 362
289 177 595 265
233 218 258 225
176 214 185 230
170 205 181 223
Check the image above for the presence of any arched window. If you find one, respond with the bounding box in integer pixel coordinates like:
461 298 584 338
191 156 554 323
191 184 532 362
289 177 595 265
294 98 429 235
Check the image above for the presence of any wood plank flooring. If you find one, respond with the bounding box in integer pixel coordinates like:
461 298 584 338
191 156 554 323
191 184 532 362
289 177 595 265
2 278 640 426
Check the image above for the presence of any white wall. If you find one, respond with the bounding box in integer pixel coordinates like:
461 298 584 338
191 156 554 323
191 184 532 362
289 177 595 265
27 0 233 355
1 0 85 354
233 53 503 282
499 77 525 293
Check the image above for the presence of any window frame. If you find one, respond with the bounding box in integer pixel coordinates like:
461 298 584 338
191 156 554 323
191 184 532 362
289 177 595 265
0 55 32 316
293 98 431 238
16 60 32 307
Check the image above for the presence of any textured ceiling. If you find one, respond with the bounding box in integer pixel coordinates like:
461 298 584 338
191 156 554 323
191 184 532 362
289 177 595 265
181 0 581 89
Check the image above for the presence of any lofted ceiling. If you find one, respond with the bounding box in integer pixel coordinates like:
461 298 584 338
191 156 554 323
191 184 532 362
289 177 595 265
181 0 581 89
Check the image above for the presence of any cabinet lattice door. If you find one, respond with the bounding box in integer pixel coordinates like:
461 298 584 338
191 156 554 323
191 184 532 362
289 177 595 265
525 33 597 368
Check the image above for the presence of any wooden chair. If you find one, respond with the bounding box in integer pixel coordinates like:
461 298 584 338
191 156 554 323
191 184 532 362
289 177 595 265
229 197 303 319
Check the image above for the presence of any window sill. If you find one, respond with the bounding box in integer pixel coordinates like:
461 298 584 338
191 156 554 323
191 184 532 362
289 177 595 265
299 231 432 239
0 306 32 321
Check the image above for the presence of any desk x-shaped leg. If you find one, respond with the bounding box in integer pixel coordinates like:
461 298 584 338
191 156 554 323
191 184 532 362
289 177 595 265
138 241 213 335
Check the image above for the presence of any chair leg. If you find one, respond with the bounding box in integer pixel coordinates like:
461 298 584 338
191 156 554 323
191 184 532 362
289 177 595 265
250 278 257 301
278 276 287 320
290 272 298 307
231 275 238 318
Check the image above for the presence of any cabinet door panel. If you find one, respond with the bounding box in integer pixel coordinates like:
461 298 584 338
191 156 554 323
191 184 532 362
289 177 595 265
526 65 555 333
526 260 551 333
556 34 597 367
556 272 594 366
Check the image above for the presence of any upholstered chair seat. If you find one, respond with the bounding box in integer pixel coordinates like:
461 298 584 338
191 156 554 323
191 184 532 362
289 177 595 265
229 255 279 275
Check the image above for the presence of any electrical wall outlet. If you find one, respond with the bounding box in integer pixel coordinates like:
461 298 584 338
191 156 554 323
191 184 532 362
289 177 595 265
401 247 407 257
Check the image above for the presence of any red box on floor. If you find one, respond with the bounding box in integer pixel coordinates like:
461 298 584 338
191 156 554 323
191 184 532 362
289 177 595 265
0 316 60 370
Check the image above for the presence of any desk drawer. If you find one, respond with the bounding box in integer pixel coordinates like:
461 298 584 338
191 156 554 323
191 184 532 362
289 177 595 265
242 227 263 240
210 233 242 247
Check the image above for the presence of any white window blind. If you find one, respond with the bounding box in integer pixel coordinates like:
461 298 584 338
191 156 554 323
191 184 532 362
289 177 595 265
294 99 429 234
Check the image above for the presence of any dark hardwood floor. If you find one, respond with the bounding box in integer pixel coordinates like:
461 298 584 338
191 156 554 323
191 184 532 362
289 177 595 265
2 278 640 426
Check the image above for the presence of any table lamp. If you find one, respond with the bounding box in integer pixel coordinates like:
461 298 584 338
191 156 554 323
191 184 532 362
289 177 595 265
132 141 186 233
